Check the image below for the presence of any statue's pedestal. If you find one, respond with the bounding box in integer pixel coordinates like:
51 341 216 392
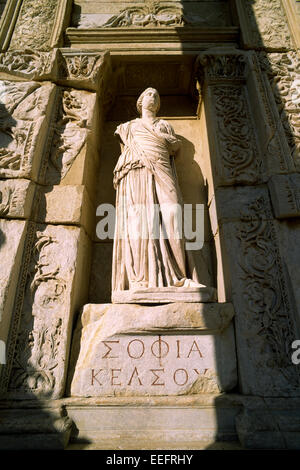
68 302 236 397
66 301 238 446
64 394 241 448
112 286 217 303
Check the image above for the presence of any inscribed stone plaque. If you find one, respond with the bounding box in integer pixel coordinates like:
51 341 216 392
69 303 237 396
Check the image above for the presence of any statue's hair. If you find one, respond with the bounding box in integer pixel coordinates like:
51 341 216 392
136 88 160 115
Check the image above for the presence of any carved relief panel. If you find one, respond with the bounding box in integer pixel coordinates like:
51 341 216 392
196 52 263 186
197 49 300 395
0 80 56 180
71 1 233 29
0 0 72 52
235 0 293 50
9 0 59 51
2 224 90 399
259 52 300 169
40 87 96 185
215 187 300 395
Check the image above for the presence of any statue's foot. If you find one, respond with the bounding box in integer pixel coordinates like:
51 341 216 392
174 278 207 288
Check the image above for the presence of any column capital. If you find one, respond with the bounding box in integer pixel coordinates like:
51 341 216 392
196 49 248 84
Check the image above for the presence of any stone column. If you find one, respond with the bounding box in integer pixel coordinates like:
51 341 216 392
196 48 300 448
0 33 111 446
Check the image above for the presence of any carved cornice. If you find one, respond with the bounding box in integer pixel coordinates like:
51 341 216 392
0 49 58 81
0 49 111 93
65 27 240 53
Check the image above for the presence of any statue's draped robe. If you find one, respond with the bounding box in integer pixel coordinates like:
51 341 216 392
112 117 198 292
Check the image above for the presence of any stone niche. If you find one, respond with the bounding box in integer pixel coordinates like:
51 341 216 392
67 55 238 399
90 55 216 304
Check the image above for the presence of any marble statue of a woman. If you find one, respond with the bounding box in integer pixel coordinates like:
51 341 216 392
112 88 215 303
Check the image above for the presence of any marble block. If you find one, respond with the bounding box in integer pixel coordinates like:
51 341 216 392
68 302 237 397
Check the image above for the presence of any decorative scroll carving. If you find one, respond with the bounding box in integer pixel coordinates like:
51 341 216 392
41 88 95 184
259 52 300 168
0 80 55 179
50 93 87 179
8 232 66 395
65 55 103 79
9 0 59 51
0 122 33 174
58 51 110 92
101 2 184 28
0 221 36 395
1 222 86 400
75 2 232 29
212 85 262 184
196 53 262 184
64 55 100 80
236 196 300 393
0 49 56 80
9 320 63 393
244 0 292 49
29 234 66 306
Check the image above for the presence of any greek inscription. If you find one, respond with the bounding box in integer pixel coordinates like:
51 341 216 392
194 368 208 375
176 339 181 358
102 340 119 358
173 368 189 386
187 340 203 358
89 367 211 389
151 337 170 359
127 339 145 359
150 369 165 386
111 368 122 386
128 367 143 386
88 336 209 392
91 369 103 386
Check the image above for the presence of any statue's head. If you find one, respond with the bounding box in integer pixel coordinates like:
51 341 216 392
137 88 160 115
